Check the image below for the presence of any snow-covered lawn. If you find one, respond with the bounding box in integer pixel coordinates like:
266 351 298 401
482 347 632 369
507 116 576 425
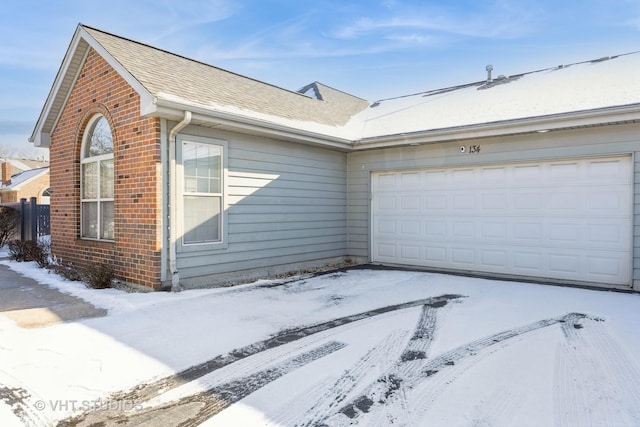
2 256 640 426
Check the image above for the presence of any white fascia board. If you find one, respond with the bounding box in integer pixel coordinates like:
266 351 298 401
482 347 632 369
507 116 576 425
30 26 155 147
29 26 86 147
31 132 51 148
152 99 354 151
353 104 640 149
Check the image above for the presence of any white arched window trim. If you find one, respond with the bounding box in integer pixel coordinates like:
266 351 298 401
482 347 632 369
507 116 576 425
80 115 114 241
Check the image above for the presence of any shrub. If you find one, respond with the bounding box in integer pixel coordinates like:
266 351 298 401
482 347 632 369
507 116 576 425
82 262 114 289
7 240 49 267
50 261 82 281
0 206 20 247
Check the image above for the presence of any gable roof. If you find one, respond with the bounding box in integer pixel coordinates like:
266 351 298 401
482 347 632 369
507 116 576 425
30 25 368 148
0 167 49 191
1 158 49 176
30 24 640 151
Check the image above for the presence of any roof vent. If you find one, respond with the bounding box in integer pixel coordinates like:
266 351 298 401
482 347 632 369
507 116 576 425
485 64 493 83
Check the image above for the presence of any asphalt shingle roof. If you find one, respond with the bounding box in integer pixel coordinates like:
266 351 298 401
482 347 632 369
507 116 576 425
84 26 369 128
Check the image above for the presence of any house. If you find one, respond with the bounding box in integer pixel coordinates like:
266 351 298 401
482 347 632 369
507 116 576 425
30 24 640 291
0 160 50 204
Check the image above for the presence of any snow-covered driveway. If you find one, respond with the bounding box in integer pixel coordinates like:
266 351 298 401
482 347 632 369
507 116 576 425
2 261 640 426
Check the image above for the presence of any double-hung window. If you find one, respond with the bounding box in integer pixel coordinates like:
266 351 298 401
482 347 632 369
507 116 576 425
81 115 114 240
182 140 223 245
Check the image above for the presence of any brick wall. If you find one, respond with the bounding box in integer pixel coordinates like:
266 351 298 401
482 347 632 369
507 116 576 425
16 172 49 204
50 48 163 289
0 191 17 203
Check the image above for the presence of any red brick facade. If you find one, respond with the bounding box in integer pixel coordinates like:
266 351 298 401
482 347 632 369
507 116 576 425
50 49 163 289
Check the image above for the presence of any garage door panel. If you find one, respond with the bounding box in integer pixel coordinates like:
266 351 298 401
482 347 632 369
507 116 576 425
372 156 632 286
480 249 508 267
548 253 581 274
512 251 543 271
514 222 544 241
400 172 420 186
453 194 476 209
587 158 630 180
588 191 628 211
587 255 623 277
481 222 508 239
426 221 447 237
400 245 421 260
376 218 396 234
482 193 508 209
426 195 447 209
400 195 420 210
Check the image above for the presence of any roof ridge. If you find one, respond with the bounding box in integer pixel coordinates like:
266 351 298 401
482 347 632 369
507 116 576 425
373 50 640 104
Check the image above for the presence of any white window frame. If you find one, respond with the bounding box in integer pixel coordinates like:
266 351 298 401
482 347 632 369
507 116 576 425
177 135 228 250
80 115 115 241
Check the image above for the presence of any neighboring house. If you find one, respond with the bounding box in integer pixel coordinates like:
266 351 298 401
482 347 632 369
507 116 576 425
0 161 50 204
30 25 640 291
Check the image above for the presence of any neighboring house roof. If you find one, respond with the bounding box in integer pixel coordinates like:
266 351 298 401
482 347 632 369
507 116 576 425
1 158 49 177
0 167 49 191
30 24 640 150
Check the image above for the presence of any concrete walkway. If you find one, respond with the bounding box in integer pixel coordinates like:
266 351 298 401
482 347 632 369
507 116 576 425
0 262 106 327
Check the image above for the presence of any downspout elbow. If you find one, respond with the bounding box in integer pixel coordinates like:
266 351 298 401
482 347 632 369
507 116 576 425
168 111 192 292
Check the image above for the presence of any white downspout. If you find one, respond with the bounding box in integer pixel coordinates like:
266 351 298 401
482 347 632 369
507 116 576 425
168 111 192 291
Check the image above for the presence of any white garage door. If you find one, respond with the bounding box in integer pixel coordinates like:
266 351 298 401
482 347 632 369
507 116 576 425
372 156 632 286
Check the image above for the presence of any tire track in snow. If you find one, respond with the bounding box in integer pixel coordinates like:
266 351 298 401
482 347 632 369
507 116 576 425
317 303 444 426
0 384 42 426
112 294 464 405
271 329 409 427
62 295 463 426
467 387 524 427
554 315 640 427
339 304 442 426
0 369 52 427
327 313 591 426
65 341 346 427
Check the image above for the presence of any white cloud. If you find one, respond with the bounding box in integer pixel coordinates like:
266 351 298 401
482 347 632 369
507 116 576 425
329 3 538 41
384 33 434 45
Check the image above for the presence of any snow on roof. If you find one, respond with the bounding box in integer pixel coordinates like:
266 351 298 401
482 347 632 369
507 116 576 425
33 24 640 148
152 52 640 143
1 167 49 190
351 52 640 140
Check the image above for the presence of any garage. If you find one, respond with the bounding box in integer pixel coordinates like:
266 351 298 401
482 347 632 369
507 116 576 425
371 155 633 286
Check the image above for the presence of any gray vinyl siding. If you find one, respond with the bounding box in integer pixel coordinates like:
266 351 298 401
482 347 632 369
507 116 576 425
173 125 348 286
347 123 640 289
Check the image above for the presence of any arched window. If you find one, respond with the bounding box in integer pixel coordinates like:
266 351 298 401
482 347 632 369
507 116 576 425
80 115 114 240
41 188 51 205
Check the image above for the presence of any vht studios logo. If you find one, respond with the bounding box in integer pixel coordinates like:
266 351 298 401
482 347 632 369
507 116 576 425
35 399 142 412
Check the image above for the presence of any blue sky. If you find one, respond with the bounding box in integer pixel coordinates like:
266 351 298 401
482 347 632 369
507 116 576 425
1 0 639 158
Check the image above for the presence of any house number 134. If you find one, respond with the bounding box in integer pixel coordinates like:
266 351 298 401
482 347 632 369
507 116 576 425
460 145 481 153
